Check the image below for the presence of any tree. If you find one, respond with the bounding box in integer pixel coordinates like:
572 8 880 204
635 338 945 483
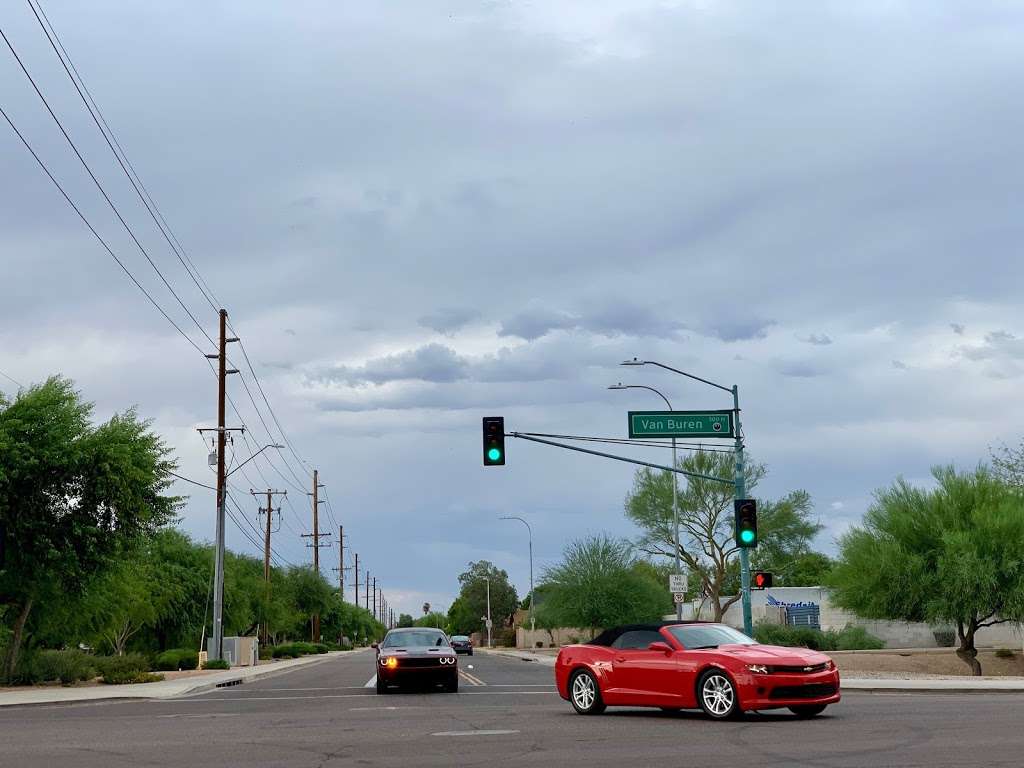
397 613 414 628
992 440 1024 490
446 597 477 635
537 535 669 631
829 466 1024 675
0 378 177 680
414 611 450 631
626 450 822 620
456 561 518 632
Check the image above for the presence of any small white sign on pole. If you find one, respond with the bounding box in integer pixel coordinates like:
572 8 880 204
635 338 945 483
669 574 687 593
672 592 687 604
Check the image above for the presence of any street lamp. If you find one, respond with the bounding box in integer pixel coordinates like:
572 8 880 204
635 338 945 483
609 384 682 621
499 516 535 632
621 358 752 636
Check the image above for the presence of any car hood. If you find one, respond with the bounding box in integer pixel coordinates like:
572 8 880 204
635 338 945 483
378 648 456 659
710 644 831 665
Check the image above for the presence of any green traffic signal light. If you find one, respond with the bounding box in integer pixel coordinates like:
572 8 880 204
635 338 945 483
487 447 502 462
734 499 758 548
740 529 755 544
482 417 506 466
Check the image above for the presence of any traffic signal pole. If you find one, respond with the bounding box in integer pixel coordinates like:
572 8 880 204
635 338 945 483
733 385 752 637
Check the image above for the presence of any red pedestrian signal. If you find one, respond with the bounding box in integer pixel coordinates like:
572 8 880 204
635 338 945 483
752 571 772 589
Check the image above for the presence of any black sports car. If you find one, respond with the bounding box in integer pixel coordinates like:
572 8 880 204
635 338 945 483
450 635 473 655
374 628 459 694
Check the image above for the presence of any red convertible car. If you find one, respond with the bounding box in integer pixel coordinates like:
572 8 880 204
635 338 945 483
555 622 840 719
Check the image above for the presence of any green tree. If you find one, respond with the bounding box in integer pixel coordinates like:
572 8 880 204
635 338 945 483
455 561 518 632
625 450 821 620
537 534 669 631
446 597 476 635
396 613 414 628
414 611 450 631
0 378 177 680
829 466 1024 675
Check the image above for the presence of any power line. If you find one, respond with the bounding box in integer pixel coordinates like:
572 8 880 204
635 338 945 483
0 368 25 389
1 26 216 349
0 105 207 357
516 432 736 455
24 0 221 316
168 471 216 490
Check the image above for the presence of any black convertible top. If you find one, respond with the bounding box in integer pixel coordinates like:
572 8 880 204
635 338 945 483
587 621 711 647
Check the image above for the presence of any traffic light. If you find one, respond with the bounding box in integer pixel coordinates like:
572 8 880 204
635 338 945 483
482 417 505 466
734 499 757 548
752 571 772 589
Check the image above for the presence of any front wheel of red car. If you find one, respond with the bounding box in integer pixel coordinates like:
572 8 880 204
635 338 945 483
569 670 606 715
789 704 827 718
697 669 740 720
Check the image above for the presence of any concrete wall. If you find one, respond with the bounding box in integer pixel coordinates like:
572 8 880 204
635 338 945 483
516 627 592 649
681 587 1024 649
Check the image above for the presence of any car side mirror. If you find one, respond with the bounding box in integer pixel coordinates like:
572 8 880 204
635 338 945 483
648 641 673 654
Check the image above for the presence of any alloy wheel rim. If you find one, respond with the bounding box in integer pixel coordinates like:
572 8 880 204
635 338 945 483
702 674 734 716
572 675 595 710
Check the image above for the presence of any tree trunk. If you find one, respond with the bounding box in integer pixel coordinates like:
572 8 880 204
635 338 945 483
2 598 34 682
955 621 983 676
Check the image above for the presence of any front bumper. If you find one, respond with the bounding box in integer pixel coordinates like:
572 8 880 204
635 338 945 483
740 669 841 711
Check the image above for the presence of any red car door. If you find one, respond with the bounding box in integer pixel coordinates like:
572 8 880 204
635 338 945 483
608 630 684 706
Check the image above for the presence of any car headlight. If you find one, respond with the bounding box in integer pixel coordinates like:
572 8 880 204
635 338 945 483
746 664 769 675
380 656 398 669
825 659 835 670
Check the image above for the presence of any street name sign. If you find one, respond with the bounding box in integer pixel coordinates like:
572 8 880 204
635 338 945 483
669 574 687 593
628 410 734 439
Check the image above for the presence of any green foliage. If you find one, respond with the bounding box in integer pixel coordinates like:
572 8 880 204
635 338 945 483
829 465 1024 673
752 622 884 651
34 649 97 685
624 450 824 619
448 561 518 636
537 534 669 630
201 659 230 670
397 613 414 628
95 653 152 684
414 612 450 631
0 377 179 680
154 649 199 671
270 641 326 658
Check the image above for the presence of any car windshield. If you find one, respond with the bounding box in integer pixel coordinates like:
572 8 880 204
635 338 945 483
668 624 756 649
382 630 450 648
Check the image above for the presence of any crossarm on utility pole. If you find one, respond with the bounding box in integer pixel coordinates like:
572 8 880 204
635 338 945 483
509 432 733 485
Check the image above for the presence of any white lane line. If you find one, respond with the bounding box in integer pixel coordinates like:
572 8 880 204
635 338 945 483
364 675 377 688
432 730 520 737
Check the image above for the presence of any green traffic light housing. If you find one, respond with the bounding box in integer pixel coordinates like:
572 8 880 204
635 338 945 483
482 417 506 466
734 499 757 548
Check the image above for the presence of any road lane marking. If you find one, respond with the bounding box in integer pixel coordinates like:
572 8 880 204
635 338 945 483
459 670 486 686
432 730 520 737
365 675 377 688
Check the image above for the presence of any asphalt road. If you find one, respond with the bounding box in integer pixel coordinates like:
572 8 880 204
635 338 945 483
1 649 1021 767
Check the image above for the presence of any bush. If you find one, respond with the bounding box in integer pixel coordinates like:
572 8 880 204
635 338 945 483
95 653 151 684
35 650 97 685
933 629 956 647
259 644 275 660
202 659 230 670
313 643 329 654
106 672 164 684
753 622 884 651
154 649 199 672
833 624 885 651
271 641 325 658
271 644 300 659
995 648 1016 659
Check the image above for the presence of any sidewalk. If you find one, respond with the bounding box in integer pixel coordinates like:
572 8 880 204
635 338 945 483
0 650 357 708
480 648 1024 693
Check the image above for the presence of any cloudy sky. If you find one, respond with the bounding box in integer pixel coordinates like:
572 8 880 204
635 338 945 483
2 1 1023 617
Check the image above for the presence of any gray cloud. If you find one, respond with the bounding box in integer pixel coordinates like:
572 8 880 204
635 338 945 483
892 360 908 370
800 333 833 346
417 307 481 335
319 344 468 386
950 323 965 335
704 319 775 343
775 360 827 378
498 308 579 341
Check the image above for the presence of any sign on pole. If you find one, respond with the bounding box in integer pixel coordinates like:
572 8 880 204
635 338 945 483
669 574 687 593
673 592 687 604
628 410 734 439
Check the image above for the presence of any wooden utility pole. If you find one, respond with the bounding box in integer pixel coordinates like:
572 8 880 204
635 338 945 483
365 570 370 612
372 577 377 620
251 488 286 645
330 525 345 599
353 553 359 607
302 469 330 641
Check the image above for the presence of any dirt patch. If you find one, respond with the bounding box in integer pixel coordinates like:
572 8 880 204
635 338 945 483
834 649 1024 677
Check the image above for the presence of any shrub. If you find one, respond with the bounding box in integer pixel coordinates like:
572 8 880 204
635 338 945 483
259 645 275 660
833 624 885 651
35 650 97 685
201 659 230 670
995 648 1016 659
154 649 199 672
107 672 164 684
933 629 956 647
271 644 300 659
313 643 329 654
95 653 151 684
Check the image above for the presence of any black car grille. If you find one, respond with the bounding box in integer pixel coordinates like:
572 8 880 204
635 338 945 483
771 663 828 674
393 657 444 668
769 683 837 700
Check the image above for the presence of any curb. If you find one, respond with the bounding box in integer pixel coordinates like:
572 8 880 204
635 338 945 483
0 649 364 709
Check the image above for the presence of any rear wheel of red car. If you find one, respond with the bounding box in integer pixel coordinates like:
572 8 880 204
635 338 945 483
789 704 827 718
697 669 740 720
569 670 605 715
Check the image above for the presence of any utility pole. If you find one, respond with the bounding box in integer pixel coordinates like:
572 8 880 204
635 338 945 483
251 488 286 646
203 309 239 661
365 570 370 612
372 577 377 620
302 469 330 641
354 553 359 607
330 525 345 599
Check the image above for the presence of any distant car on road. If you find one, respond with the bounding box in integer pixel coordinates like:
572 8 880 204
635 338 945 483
555 622 840 719
374 628 459 694
449 635 473 655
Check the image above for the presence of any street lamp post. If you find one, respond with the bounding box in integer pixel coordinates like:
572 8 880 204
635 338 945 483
485 577 492 648
608 384 682 622
621 359 752 637
499 516 535 632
